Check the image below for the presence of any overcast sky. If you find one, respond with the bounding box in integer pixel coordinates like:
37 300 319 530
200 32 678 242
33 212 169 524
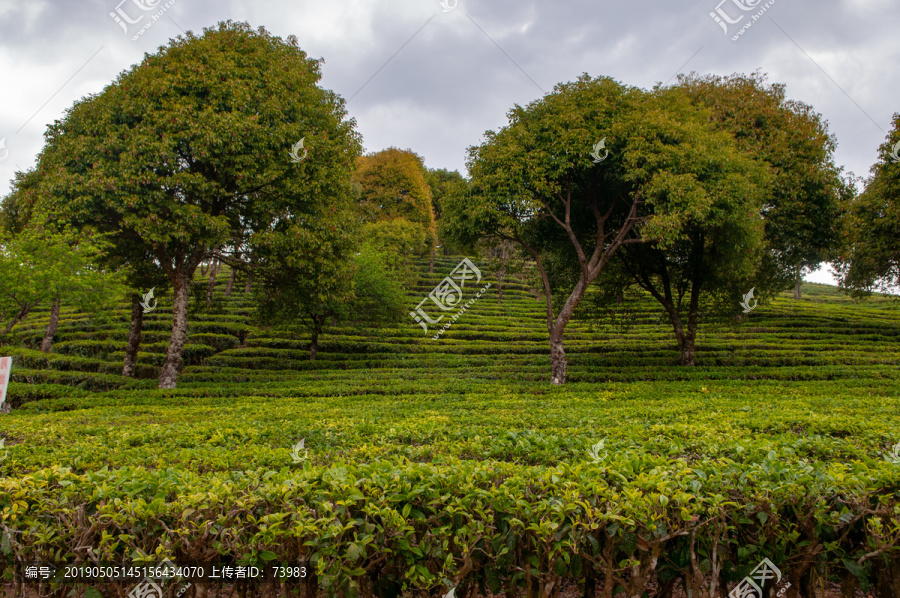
1 0 898 284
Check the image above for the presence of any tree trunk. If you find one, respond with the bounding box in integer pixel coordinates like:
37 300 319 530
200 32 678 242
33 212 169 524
310 329 319 362
159 273 192 389
680 331 696 366
40 295 61 353
122 295 144 377
225 267 236 297
309 315 327 361
4 303 32 335
793 279 802 299
549 326 567 384
681 279 701 367
206 259 219 308
244 271 253 294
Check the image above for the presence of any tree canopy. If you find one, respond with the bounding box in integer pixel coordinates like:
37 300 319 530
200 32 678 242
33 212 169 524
0 225 124 342
589 73 847 365
21 21 360 388
444 74 768 383
353 148 437 258
675 72 846 295
838 113 900 295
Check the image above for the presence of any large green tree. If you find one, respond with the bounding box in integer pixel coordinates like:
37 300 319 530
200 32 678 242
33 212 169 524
353 148 437 269
444 74 766 383
587 74 847 366
425 167 468 256
676 72 846 299
838 113 900 295
27 21 359 388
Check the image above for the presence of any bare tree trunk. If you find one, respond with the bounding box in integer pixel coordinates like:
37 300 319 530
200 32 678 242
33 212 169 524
680 274 702 367
310 330 319 362
159 272 192 389
206 259 219 308
793 279 802 299
517 188 642 385
40 295 61 353
122 295 144 377
225 267 236 297
664 310 691 366
549 326 567 384
309 315 327 362
244 271 253 294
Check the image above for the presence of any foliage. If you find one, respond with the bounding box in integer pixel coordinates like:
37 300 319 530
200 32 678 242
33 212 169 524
2 255 900 593
426 167 470 254
340 247 407 324
673 72 848 292
358 219 425 284
0 226 124 339
353 148 437 256
252 207 358 360
25 20 360 387
445 73 771 381
837 113 900 296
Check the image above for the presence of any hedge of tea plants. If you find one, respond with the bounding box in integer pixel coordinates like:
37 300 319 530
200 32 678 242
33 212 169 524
1 259 899 597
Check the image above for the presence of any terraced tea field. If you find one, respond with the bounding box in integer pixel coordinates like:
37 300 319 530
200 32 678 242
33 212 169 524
1 257 899 597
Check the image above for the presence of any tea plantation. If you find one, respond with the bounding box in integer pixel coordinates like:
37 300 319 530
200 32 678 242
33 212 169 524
1 257 899 597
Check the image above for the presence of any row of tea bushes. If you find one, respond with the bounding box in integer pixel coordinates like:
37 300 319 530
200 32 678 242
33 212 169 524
2 453 899 597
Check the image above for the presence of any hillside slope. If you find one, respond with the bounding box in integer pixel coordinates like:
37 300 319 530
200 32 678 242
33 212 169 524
1 257 899 597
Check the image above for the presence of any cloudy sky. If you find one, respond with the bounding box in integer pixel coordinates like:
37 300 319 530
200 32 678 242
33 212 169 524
1 0 897 283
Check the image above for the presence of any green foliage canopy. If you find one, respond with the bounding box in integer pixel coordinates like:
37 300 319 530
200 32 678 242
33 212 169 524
24 21 361 386
838 113 900 295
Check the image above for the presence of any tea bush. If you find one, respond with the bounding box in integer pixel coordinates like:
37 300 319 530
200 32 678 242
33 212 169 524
1 261 899 596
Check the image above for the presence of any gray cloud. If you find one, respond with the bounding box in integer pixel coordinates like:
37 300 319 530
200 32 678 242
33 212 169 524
1 0 897 202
